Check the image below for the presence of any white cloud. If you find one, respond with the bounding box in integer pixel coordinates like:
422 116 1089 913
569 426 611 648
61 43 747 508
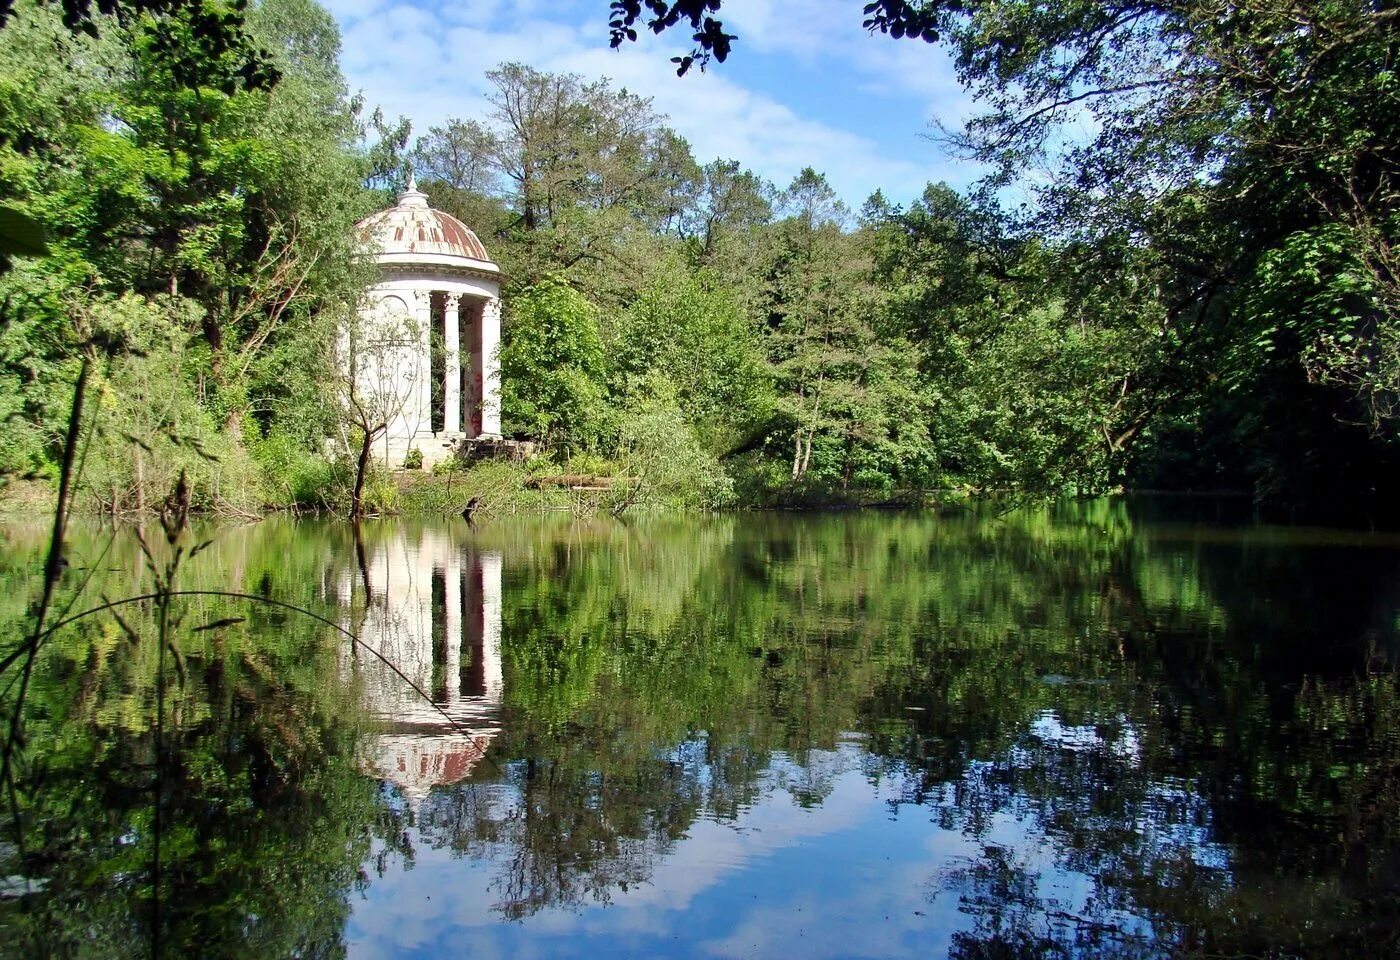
548 43 937 201
330 0 978 206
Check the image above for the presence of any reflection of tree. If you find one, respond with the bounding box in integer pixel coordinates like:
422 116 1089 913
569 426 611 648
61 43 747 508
852 503 1400 957
938 842 1159 960
419 504 1400 951
6 505 1400 954
0 520 405 958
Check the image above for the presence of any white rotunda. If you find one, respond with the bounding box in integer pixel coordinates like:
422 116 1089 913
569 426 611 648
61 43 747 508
352 177 502 467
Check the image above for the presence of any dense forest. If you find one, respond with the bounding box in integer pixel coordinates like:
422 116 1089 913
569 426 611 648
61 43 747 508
1 0 1397 521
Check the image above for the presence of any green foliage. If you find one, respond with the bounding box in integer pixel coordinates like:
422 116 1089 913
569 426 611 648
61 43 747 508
616 0 1400 518
79 294 263 514
608 269 772 453
401 447 423 470
0 202 45 267
610 379 735 511
499 277 611 455
894 0 1400 516
252 431 344 507
0 0 377 513
4 0 1398 517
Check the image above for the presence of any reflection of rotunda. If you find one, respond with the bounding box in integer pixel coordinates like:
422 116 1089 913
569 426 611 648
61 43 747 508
352 177 503 467
340 528 503 804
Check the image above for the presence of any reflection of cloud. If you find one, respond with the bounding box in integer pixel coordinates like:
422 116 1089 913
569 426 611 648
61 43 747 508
613 750 874 912
346 719 1236 959
346 746 974 957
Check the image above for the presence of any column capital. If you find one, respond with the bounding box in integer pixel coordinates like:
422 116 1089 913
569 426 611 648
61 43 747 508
444 293 462 310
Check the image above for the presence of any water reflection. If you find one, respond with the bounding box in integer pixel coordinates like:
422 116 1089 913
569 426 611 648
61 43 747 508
1 505 1399 958
338 527 503 805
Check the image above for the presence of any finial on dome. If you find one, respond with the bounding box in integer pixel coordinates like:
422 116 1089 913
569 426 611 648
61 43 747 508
397 165 428 208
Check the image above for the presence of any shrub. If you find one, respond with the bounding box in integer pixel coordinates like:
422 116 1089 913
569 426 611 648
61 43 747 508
609 381 735 513
252 433 345 508
78 296 264 514
402 448 423 470
565 452 613 477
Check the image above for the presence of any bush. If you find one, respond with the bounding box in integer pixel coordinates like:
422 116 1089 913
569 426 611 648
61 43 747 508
252 433 349 509
79 296 265 514
564 452 613 477
523 453 560 475
609 381 735 513
402 448 423 470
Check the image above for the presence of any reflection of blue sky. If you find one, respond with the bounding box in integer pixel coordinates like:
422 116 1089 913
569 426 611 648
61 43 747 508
1025 711 1232 872
346 719 1225 959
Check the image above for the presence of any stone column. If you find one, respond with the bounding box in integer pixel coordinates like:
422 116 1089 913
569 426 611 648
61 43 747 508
412 289 434 442
481 297 502 438
467 301 483 435
443 293 461 435
481 551 503 702
443 545 461 703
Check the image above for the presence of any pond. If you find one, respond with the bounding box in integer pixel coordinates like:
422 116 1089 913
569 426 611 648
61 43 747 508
1 500 1399 958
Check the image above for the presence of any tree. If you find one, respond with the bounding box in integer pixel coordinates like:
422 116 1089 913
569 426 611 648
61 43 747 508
0 0 279 90
608 0 1400 512
497 277 610 455
605 0 936 74
418 63 700 294
868 183 1126 492
0 0 379 506
485 62 686 234
412 117 498 196
335 294 422 518
608 269 772 455
915 1 1400 511
754 169 899 485
681 159 772 264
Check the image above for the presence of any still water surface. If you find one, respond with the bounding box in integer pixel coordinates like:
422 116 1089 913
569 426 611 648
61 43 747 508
2 501 1399 957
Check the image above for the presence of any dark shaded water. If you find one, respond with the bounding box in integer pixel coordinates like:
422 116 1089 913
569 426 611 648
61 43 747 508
2 500 1400 958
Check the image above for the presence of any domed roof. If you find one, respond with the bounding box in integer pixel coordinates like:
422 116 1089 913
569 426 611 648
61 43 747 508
357 176 498 272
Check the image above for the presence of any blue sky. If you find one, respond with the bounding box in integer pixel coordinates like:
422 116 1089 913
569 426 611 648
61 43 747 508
323 0 983 209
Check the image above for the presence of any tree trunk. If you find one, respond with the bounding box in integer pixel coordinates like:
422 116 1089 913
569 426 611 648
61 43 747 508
133 444 145 514
224 406 244 442
353 520 372 600
351 429 374 519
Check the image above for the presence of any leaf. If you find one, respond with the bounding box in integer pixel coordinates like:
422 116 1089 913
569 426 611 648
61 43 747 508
0 205 48 259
